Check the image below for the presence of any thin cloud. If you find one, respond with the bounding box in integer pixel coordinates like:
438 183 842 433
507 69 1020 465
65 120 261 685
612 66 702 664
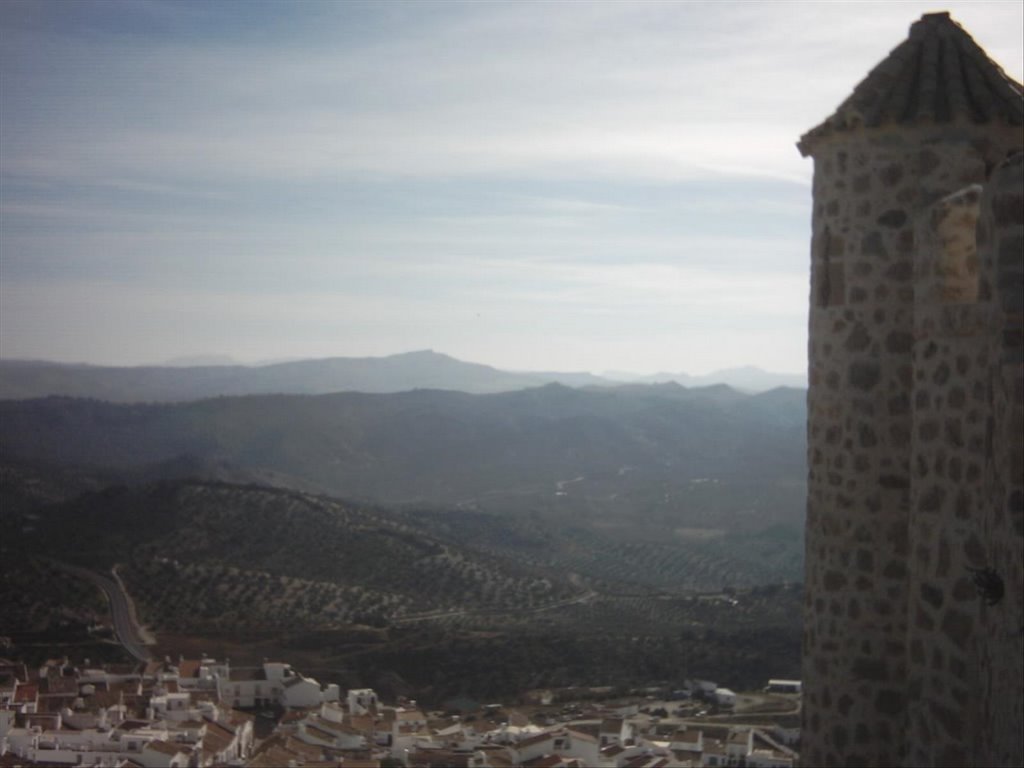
1 1 1019 373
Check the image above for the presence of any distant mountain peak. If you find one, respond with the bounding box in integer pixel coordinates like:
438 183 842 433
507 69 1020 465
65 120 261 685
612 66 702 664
161 354 239 367
394 349 442 358
605 365 806 393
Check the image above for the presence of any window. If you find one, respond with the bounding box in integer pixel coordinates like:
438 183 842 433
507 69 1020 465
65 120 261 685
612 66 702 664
816 227 845 307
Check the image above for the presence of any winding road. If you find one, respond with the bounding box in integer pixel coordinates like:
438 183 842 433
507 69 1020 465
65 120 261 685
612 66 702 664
49 560 153 662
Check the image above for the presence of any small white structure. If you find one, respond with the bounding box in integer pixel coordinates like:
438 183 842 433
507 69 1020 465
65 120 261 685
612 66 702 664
766 679 801 694
670 728 703 754
713 688 736 708
513 727 600 767
216 661 336 709
296 717 367 750
0 710 15 740
319 701 345 723
726 728 754 762
280 674 326 709
138 739 191 768
347 687 378 715
149 692 191 721
599 717 636 747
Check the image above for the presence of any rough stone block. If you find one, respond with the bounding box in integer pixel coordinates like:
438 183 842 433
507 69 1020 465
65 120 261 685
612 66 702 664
997 233 1023 268
862 231 888 257
940 609 973 650
920 583 944 609
886 330 914 353
875 688 905 715
992 193 1024 226
824 570 848 590
852 657 889 681
879 209 908 227
849 361 881 390
879 164 904 187
846 324 871 351
929 701 964 739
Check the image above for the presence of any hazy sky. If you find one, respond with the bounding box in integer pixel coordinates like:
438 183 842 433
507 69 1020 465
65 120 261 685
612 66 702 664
2 1 1021 375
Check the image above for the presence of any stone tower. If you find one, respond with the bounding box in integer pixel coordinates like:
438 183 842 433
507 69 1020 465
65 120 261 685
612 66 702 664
799 12 1023 767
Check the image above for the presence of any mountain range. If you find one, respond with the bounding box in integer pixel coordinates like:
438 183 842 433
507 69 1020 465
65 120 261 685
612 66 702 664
0 381 805 528
606 365 807 392
0 350 805 402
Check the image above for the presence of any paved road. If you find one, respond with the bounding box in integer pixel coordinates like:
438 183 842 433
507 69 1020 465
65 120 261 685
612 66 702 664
49 560 152 662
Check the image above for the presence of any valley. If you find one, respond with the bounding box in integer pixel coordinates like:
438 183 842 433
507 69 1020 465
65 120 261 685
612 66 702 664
0 353 807 705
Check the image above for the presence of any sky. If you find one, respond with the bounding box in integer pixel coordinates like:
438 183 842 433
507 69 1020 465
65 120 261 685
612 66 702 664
1 1 1022 376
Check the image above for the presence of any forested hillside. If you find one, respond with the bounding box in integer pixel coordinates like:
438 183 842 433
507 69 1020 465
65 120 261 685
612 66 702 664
2 476 803 701
0 382 805 529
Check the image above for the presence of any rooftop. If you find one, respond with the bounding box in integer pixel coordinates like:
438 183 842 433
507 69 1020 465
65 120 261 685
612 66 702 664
145 740 187 756
799 12 1024 155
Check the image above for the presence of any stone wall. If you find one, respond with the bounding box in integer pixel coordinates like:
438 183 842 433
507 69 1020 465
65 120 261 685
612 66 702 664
971 152 1023 768
906 183 990 767
801 126 1021 768
904 155 1024 767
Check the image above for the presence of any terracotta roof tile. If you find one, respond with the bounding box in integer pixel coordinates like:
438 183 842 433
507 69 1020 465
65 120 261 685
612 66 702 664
349 714 375 731
520 756 563 768
38 693 77 713
146 740 188 756
23 713 60 729
515 730 555 750
799 12 1023 155
408 749 473 768
118 720 152 731
248 744 300 767
13 683 38 702
42 676 78 695
299 721 329 737
228 709 255 725
284 735 324 759
479 751 516 768
203 729 234 754
309 717 362 736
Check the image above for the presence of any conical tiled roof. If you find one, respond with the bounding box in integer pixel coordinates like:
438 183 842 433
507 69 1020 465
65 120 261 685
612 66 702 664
798 12 1023 156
